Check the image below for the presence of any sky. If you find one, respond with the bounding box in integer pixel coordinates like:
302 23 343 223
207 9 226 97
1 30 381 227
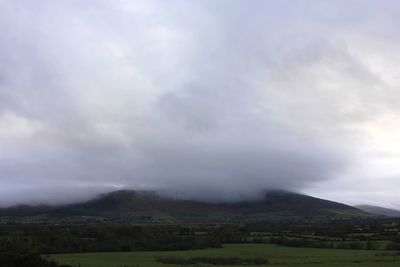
1 0 400 208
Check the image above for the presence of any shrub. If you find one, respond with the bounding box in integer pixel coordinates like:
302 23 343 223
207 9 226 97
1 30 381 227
156 256 269 265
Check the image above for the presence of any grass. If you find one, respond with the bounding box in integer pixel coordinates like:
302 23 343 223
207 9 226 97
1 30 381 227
50 243 400 267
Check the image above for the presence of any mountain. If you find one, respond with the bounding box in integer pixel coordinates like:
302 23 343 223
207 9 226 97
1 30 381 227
0 204 56 217
356 205 400 217
0 190 370 223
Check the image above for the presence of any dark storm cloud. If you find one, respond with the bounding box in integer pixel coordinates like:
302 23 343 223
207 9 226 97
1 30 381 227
1 0 400 206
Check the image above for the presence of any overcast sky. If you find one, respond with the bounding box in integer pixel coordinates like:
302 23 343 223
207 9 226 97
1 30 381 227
1 0 400 208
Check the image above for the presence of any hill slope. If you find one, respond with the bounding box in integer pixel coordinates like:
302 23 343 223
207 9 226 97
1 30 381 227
356 205 400 217
0 190 369 223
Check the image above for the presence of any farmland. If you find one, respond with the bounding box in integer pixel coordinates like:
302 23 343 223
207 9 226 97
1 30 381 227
51 243 400 267
2 217 400 267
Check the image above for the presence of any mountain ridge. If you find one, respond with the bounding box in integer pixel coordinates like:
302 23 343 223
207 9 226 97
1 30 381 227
0 190 370 223
356 205 400 217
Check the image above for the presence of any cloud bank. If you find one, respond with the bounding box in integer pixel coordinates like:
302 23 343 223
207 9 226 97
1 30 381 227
1 0 400 207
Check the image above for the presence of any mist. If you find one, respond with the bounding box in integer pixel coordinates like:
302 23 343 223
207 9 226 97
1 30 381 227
1 0 400 207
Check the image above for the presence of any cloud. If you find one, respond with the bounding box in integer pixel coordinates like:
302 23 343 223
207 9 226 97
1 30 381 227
1 0 400 206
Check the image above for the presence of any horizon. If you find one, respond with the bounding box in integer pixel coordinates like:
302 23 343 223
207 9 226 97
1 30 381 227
1 0 400 209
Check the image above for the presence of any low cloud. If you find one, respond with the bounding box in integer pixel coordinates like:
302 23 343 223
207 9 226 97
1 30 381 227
1 0 400 206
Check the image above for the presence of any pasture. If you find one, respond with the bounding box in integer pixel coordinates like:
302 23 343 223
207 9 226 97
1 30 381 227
51 243 400 267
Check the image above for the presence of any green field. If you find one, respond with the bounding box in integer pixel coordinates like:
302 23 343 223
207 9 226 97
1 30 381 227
50 243 400 267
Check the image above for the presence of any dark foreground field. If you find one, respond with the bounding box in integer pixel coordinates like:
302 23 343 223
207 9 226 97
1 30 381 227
51 243 400 267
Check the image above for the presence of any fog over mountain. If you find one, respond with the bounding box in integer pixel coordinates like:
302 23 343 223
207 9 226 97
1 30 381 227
1 0 400 208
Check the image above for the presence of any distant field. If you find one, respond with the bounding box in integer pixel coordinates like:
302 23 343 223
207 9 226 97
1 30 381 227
50 243 400 267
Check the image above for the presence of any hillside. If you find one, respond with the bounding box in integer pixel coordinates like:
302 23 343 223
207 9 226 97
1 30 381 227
0 190 370 223
356 205 400 217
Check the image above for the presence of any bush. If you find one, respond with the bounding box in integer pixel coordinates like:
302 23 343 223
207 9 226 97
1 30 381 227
157 256 269 265
0 252 72 267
